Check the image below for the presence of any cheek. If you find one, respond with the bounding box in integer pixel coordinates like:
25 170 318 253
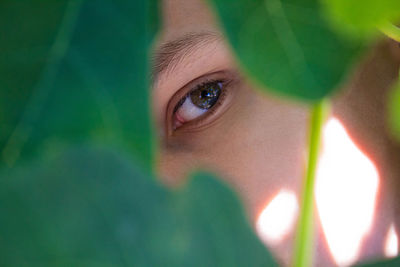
157 87 309 219
200 92 308 218
156 89 309 266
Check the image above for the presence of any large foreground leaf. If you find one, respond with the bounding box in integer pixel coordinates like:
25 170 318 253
320 0 400 39
0 0 156 169
211 0 364 100
0 147 277 266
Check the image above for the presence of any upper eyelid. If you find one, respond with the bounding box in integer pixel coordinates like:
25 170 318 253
177 69 238 93
189 79 224 96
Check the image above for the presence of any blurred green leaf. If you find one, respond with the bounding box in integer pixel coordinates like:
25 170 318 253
0 146 277 267
388 79 400 141
320 0 400 39
380 22 400 43
211 0 364 100
0 0 157 169
353 256 400 267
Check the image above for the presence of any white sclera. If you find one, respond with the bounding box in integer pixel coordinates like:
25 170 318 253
176 95 207 121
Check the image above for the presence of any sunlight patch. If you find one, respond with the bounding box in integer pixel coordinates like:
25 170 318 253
384 224 398 258
256 189 298 245
315 118 379 267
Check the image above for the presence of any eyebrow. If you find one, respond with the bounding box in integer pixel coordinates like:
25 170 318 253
151 31 221 81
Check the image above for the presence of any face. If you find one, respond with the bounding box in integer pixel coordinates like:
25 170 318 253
151 0 400 266
153 0 308 220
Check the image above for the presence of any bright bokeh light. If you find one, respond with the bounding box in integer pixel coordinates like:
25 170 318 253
256 189 298 245
384 224 398 258
315 118 379 266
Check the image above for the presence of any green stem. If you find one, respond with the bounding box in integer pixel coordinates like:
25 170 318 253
292 99 330 267
380 22 400 42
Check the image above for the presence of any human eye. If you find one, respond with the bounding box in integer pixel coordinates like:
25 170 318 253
166 71 237 133
173 79 224 128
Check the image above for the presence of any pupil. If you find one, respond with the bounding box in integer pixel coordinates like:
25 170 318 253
201 90 209 98
190 82 222 109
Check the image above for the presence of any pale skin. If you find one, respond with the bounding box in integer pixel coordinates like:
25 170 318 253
151 0 400 266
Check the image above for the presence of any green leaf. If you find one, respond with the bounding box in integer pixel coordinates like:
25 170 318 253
388 79 400 141
210 0 363 100
0 0 157 169
380 22 400 42
0 146 277 267
353 256 400 267
320 0 400 39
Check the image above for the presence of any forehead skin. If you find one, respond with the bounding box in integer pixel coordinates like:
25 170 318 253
160 0 218 41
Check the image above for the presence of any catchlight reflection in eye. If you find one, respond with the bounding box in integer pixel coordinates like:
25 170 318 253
315 118 379 267
256 189 298 245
